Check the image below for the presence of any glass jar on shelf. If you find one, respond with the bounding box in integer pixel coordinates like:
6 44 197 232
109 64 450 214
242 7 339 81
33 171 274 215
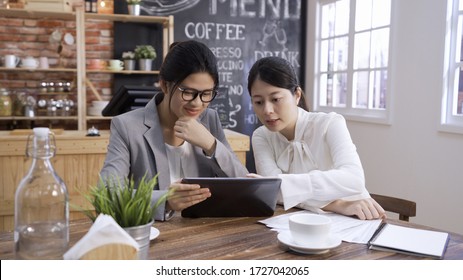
55 81 64 92
0 88 12 116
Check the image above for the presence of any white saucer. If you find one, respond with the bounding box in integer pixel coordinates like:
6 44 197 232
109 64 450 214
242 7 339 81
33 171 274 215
107 66 123 71
150 227 160 240
87 66 104 70
20 65 38 69
277 232 342 254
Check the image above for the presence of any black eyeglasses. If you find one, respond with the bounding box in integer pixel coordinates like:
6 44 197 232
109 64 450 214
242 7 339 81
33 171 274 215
177 87 217 103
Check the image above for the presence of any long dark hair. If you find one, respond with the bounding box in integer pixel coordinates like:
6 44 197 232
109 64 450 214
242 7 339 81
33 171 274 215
160 40 219 103
247 56 307 109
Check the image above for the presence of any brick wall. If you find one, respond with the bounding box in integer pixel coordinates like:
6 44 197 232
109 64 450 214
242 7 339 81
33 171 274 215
0 15 114 106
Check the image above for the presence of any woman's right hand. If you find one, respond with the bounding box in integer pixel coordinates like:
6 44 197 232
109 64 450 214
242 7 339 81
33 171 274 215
167 181 211 211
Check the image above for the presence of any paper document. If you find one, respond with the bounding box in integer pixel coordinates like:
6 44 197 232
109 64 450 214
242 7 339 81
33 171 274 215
259 210 382 244
368 223 449 259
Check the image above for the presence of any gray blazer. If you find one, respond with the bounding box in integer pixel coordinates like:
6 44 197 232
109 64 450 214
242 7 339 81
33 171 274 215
100 93 249 220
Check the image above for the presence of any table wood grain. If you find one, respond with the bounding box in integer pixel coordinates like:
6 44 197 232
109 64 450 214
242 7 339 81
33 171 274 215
1 208 462 260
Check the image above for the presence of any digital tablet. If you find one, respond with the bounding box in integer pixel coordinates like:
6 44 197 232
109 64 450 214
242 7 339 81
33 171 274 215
181 177 281 218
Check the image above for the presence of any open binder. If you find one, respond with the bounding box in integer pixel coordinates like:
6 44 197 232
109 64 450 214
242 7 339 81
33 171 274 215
368 223 449 259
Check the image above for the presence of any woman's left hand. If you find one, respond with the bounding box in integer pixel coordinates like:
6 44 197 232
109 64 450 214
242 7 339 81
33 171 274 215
174 116 216 155
246 173 263 178
323 198 387 220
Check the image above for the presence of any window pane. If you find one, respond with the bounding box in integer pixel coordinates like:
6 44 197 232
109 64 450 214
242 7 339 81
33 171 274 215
319 73 331 106
354 32 371 69
371 70 387 109
333 73 347 107
355 0 372 31
456 69 463 115
334 36 349 71
370 28 390 68
335 0 350 36
459 0 463 11
458 15 463 62
353 71 369 108
320 40 329 72
372 0 391 28
458 92 463 115
321 3 335 38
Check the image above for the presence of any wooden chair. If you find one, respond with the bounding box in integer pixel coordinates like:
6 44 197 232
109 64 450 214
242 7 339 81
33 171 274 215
370 193 417 221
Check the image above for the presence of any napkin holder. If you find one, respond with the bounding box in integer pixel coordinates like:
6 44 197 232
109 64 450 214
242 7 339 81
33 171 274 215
80 243 137 260
64 214 140 260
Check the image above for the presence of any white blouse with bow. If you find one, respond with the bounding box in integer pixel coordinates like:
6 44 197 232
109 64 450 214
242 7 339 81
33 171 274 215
252 108 370 213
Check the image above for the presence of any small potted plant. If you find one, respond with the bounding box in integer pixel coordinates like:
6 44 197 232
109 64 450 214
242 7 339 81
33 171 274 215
127 0 142 16
134 45 157 71
122 51 135 71
81 174 171 259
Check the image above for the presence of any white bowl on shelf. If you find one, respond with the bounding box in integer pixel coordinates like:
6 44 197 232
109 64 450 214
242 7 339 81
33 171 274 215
92 100 109 108
88 106 103 116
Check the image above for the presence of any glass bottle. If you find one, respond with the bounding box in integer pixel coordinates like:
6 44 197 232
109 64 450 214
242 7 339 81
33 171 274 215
91 0 98 13
14 127 69 259
85 0 92 12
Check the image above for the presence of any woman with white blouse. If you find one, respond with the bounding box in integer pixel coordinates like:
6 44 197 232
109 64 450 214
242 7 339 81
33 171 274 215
248 56 385 220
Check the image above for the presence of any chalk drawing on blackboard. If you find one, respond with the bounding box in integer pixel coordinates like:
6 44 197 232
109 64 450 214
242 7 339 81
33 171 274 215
228 101 242 129
209 87 231 128
142 0 200 16
259 19 288 52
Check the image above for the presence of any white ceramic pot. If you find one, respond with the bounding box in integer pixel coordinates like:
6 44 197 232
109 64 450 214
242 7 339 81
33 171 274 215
21 57 39 69
138 59 153 71
124 59 135 70
128 4 141 16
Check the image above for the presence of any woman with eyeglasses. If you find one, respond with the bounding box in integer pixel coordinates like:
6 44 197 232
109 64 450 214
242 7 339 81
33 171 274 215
100 40 248 221
248 57 385 220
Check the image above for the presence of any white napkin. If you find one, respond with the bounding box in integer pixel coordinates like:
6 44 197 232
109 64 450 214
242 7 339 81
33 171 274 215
64 214 139 260
260 210 382 244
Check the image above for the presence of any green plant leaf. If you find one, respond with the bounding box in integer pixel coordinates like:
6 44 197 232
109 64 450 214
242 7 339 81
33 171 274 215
79 172 165 228
134 45 157 59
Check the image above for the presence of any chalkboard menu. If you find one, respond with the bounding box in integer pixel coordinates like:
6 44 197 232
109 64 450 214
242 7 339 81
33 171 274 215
114 0 305 170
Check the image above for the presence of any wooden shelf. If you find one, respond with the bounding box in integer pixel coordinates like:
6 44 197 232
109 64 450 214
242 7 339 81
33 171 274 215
86 69 160 74
86 116 113 120
0 116 78 121
0 8 172 23
0 8 75 20
0 67 77 73
36 92 75 95
0 7 174 131
85 12 170 24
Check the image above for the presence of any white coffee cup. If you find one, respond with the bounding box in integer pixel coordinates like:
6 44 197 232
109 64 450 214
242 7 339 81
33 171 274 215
4 54 20 68
108 59 123 69
39 57 49 69
288 213 331 247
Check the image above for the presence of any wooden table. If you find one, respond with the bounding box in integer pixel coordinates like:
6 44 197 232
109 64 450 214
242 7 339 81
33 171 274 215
1 208 462 260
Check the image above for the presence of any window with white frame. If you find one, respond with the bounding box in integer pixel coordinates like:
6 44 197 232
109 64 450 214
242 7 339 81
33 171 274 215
314 0 392 123
443 0 463 133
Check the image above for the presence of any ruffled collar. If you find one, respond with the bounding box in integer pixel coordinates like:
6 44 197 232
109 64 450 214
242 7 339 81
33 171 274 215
275 108 317 173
